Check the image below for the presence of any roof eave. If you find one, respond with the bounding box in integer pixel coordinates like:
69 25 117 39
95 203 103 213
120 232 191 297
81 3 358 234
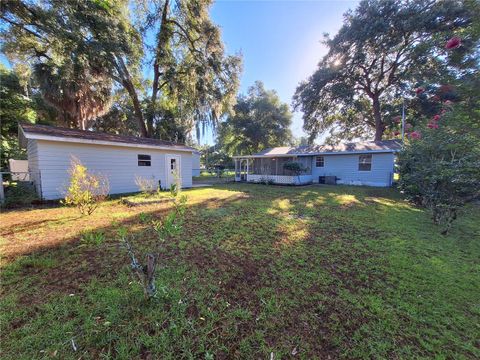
21 131 194 153
233 149 400 158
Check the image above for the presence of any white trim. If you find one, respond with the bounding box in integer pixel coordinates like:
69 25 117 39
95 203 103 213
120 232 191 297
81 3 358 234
165 154 182 189
22 132 194 153
233 149 398 159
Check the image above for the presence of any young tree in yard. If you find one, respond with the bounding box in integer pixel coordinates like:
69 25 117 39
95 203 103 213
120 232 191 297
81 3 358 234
293 0 479 142
63 157 109 216
119 185 187 299
218 81 294 155
1 0 241 139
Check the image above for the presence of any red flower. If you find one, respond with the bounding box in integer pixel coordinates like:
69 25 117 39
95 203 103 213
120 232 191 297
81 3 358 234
415 87 425 95
427 122 439 129
393 116 401 124
445 36 461 50
444 100 453 106
441 109 447 115
394 131 400 136
433 114 441 121
410 131 422 140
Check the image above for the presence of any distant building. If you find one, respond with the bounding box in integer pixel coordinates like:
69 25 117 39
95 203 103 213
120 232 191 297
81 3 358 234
233 140 401 187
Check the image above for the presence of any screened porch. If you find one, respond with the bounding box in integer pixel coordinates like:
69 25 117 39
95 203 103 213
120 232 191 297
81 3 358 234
234 156 312 185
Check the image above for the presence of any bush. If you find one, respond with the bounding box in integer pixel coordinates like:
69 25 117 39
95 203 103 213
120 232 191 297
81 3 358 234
134 175 157 197
63 157 109 215
3 182 38 208
283 161 308 183
398 128 480 234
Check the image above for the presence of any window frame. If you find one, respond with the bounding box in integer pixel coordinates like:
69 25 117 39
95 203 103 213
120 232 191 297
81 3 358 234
358 154 372 171
138 154 151 167
315 156 325 168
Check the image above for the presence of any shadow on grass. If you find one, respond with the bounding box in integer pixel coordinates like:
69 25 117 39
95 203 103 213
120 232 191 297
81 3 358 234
1 184 479 359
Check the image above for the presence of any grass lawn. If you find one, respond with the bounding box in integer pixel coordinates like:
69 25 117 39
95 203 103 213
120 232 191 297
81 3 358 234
1 184 479 359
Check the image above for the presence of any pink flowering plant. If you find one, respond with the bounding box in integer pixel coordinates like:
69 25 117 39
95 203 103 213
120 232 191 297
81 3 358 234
397 109 480 234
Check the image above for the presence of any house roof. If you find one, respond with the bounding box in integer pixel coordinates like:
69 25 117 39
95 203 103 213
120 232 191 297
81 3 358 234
19 123 196 152
234 140 402 158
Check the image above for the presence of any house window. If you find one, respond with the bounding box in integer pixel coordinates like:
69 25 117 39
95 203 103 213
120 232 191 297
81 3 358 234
170 158 176 170
358 154 372 171
316 156 325 167
138 154 151 166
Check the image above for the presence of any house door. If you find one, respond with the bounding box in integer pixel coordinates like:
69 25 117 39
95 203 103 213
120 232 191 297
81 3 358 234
165 154 181 189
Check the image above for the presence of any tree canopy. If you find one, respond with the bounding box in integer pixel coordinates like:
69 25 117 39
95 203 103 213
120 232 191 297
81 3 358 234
1 0 241 139
217 81 294 156
293 0 480 142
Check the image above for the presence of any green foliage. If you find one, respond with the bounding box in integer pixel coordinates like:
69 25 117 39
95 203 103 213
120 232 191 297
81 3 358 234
283 162 306 176
81 230 106 246
1 0 241 140
218 81 293 155
152 187 187 242
138 212 153 224
293 0 480 141
63 158 109 215
2 182 38 208
0 64 36 169
398 111 480 233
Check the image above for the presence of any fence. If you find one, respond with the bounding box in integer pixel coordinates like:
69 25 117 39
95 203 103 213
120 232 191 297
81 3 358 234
192 169 235 184
0 172 41 204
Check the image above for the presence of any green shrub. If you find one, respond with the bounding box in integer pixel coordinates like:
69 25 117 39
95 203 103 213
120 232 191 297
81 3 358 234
63 157 109 215
3 182 38 208
398 126 480 234
80 230 106 246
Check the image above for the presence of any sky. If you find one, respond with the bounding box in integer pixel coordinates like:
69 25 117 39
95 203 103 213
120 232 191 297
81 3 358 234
203 0 360 145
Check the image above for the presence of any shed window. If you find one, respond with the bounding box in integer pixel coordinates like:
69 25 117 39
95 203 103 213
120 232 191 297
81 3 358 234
316 156 325 167
138 154 151 166
358 154 372 171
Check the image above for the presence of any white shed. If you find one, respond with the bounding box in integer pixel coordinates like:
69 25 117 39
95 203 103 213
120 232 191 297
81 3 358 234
192 151 201 177
19 123 195 200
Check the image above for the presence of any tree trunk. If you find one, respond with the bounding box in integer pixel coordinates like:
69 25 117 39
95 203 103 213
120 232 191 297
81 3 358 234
115 56 148 137
124 79 148 137
146 0 170 138
372 95 384 141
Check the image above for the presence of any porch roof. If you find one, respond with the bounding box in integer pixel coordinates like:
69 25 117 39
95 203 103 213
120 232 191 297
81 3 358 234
233 140 401 159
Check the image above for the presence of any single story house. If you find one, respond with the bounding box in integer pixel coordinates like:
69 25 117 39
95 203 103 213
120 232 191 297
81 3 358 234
233 140 402 187
19 123 196 200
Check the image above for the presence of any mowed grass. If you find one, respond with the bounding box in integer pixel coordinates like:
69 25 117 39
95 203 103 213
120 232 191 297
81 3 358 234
0 184 479 359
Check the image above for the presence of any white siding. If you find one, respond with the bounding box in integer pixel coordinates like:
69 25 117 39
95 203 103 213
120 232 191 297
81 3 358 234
192 153 201 176
33 140 192 200
311 153 395 187
26 139 42 195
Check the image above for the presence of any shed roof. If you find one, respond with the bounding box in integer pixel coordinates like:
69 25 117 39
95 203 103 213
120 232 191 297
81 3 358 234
234 140 402 158
19 123 195 152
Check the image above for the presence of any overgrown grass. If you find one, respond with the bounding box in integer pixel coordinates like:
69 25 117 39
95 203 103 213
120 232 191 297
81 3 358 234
0 184 479 359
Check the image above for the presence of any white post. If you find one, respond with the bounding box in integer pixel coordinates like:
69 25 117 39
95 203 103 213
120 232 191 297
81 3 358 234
246 159 249 181
0 173 4 205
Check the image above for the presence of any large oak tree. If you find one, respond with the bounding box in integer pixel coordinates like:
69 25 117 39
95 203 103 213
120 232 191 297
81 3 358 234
1 0 241 138
218 81 294 156
293 0 479 141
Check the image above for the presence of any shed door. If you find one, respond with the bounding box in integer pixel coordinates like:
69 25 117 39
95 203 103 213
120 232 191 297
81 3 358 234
165 154 181 189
